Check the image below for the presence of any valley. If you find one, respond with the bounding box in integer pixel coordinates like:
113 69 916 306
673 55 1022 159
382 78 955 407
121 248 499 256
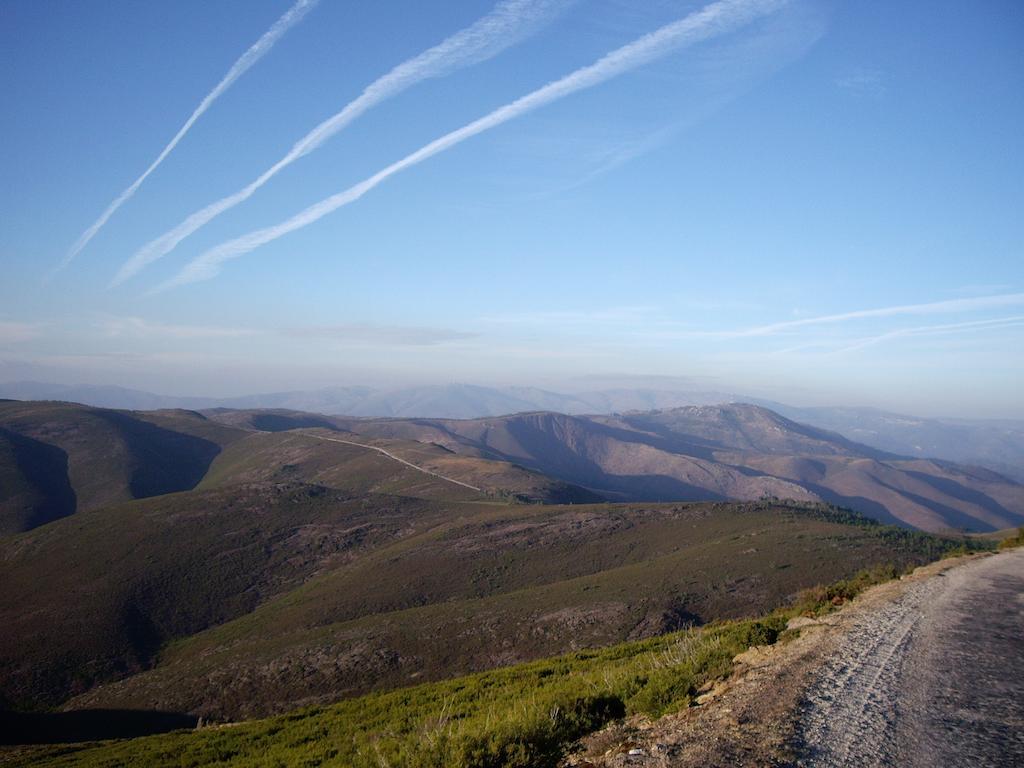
6 2 1020 764
0 397 1017 763
217 402 1024 532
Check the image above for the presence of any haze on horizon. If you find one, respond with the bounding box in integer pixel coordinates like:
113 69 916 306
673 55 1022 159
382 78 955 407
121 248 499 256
1 0 1021 419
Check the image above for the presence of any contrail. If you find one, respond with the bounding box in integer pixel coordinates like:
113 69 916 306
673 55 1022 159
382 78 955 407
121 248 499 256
159 0 785 291
733 292 1024 337
830 315 1024 355
112 0 571 286
52 0 318 276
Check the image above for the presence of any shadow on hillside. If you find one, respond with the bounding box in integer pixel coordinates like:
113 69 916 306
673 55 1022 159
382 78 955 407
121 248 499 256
904 471 1024 529
0 709 198 744
94 411 221 498
250 413 340 432
0 427 76 533
873 479 1002 532
802 484 905 527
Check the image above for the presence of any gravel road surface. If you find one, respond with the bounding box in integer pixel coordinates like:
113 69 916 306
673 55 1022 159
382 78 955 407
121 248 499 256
796 548 1024 767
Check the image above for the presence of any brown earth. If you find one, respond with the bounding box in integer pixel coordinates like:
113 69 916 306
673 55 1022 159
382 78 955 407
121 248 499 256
560 552 1000 768
320 404 1024 532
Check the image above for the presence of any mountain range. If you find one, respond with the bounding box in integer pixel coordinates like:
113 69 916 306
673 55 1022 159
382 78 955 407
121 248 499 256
310 404 1023 533
0 396 1010 727
6 396 1022 538
0 381 736 418
4 380 1021 482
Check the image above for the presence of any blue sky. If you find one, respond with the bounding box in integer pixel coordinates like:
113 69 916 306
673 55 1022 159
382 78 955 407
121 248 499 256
1 0 1022 416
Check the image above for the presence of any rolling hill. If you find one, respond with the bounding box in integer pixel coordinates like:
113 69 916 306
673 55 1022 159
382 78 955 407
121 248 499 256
758 401 1024 483
1 491 953 721
0 483 467 711
7 398 1018 536
0 402 592 712
0 398 1011 726
0 402 242 534
7 381 1021 480
320 404 1024 532
0 402 600 535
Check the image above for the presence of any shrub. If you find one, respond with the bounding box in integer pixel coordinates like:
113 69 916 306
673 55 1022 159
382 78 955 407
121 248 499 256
794 564 901 615
16 571 922 768
998 528 1024 550
628 667 696 716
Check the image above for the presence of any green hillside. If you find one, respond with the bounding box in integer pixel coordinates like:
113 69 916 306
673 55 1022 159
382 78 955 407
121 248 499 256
198 421 600 504
0 402 244 533
196 429 483 501
4 562 946 768
0 402 597 536
2 471 955 719
0 402 982 766
329 406 1024 532
0 426 76 533
0 483 458 710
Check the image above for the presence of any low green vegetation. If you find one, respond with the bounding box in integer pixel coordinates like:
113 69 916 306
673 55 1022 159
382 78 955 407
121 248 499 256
42 500 969 720
13 557 974 768
0 401 241 533
998 527 1024 550
791 563 902 615
2 493 981 720
9 615 789 768
0 484 455 710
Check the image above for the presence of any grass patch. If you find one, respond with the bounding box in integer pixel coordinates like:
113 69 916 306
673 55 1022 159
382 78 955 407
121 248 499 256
13 555 958 768
792 563 903 616
998 527 1024 550
14 615 787 768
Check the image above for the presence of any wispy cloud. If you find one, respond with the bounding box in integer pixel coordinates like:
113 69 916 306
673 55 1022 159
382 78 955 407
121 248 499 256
835 66 886 96
828 315 1024 355
483 0 825 202
52 0 319 276
524 122 684 199
157 0 788 291
95 315 256 340
479 306 658 325
948 283 1015 297
559 293 1024 352
0 322 46 344
723 292 1024 338
111 0 570 286
281 324 475 346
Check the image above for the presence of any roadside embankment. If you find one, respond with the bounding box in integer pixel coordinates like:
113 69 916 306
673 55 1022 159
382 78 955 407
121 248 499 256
563 549 1023 767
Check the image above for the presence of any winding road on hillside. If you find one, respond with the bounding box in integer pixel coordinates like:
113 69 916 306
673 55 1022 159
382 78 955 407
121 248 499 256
796 548 1024 767
302 432 483 492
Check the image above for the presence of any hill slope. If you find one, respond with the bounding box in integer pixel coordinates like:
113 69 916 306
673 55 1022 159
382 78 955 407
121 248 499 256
0 402 243 533
0 482 485 712
0 402 600 535
758 401 1024 482
2 495 953 720
197 413 600 504
0 400 1012 724
6 382 1021 480
324 404 1024 532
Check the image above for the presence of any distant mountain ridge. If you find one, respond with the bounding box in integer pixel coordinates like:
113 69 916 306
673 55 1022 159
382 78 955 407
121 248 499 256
0 381 739 418
214 402 1024 533
3 380 1022 481
0 400 600 535
753 400 1024 482
0 401 242 534
0 398 1008 720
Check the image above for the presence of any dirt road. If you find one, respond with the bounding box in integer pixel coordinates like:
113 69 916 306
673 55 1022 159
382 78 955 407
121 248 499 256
796 547 1024 767
562 549 1024 768
302 432 483 492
